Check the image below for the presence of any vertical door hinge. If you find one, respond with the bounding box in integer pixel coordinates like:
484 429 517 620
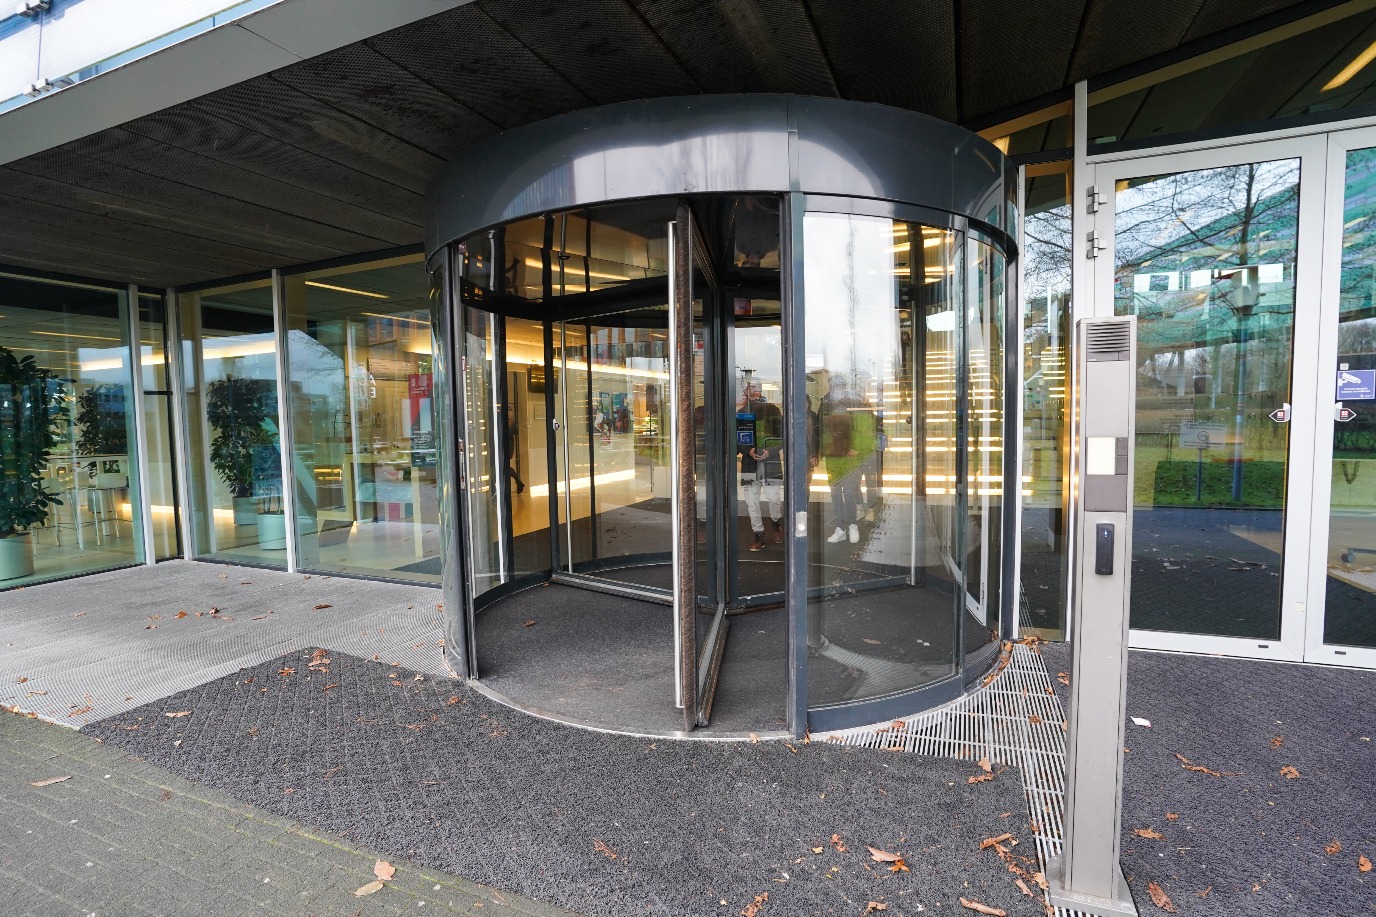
1087 230 1106 259
1087 185 1106 213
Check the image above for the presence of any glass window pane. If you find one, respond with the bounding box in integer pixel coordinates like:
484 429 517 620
178 278 285 566
965 237 1005 661
1113 159 1301 639
1 275 142 587
1020 169 1072 639
283 255 443 583
138 293 179 560
1325 147 1376 650
803 213 962 706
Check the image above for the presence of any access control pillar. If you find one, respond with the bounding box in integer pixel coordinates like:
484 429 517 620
1047 315 1139 916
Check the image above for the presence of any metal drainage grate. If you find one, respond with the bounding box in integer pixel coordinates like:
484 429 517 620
823 644 1089 917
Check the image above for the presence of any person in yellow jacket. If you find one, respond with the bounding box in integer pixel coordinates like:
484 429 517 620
819 376 876 544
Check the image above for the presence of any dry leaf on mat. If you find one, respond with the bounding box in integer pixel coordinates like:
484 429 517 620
1147 880 1177 913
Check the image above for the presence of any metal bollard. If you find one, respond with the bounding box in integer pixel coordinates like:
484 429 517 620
1047 316 1139 916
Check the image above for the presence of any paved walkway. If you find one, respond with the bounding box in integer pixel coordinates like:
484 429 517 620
0 560 449 724
0 713 576 917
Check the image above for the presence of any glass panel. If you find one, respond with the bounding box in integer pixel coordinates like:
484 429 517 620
282 254 442 583
559 306 675 586
1325 147 1376 650
460 305 502 597
1113 159 1301 639
503 315 553 579
1087 8 1376 152
965 238 1005 660
1 275 142 587
138 293 179 560
178 278 285 566
804 213 962 706
1020 168 1072 638
734 299 786 598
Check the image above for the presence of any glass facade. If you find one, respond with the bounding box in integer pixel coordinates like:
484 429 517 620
179 277 285 566
0 273 144 586
282 254 443 583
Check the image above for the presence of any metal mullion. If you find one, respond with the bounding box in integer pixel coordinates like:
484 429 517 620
165 287 197 559
782 191 808 738
1003 177 1023 643
270 269 299 573
125 284 155 566
544 320 560 576
955 235 971 671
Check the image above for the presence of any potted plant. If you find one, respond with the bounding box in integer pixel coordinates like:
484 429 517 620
206 375 274 525
252 440 287 550
75 383 129 488
0 347 67 580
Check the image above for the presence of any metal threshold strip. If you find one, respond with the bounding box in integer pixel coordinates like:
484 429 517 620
825 644 1086 916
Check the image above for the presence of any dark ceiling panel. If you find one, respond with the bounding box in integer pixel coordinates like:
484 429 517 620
804 0 957 121
626 0 837 95
366 5 594 130
1069 0 1205 83
62 128 421 246
201 75 445 193
4 151 383 257
1183 0 1313 42
0 225 222 287
271 43 500 161
960 0 1086 120
124 105 423 227
477 0 700 104
0 191 271 276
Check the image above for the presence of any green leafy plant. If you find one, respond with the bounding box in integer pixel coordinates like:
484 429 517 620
75 383 128 457
205 375 275 500
0 347 68 539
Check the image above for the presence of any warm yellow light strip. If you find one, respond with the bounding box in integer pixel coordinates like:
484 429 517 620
1325 38 1376 89
306 280 390 299
33 330 123 342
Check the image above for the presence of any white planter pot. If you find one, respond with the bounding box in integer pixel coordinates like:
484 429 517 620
95 472 127 490
232 497 257 525
0 534 35 581
257 513 287 551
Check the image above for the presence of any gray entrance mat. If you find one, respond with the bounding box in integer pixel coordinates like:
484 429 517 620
1043 644 1375 916
84 650 1042 917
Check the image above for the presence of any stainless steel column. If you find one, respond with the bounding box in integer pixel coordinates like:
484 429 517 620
1047 314 1138 916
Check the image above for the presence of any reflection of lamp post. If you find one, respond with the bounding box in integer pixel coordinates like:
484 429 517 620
1225 266 1260 502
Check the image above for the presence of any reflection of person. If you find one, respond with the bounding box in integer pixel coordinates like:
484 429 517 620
739 383 784 551
820 376 875 544
503 406 524 495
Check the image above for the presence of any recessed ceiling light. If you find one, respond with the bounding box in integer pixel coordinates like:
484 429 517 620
1324 38 1376 91
305 280 389 299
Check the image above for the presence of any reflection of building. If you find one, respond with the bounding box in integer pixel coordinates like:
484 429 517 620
1 4 1374 729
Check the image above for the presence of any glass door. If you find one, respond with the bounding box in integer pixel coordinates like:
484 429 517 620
1093 137 1328 661
1306 129 1376 667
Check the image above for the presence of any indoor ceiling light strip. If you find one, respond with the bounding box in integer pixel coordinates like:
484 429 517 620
304 280 390 299
1324 37 1376 89
31 330 123 342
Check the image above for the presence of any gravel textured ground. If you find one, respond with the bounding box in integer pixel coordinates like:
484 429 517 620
1044 643 1375 916
85 649 1042 917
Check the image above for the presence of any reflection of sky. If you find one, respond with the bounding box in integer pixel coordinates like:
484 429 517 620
803 213 899 380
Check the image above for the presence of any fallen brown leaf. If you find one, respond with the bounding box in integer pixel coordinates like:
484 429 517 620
174 611 188 619
1360 854 1372 873
312 604 332 610
354 880 384 897
523 620 536 627
279 668 295 677
322 683 339 693
1147 880 1177 913
164 711 191 718
68 706 92 717
1014 878 1033 898
1280 765 1301 779
1196 886 1212 898
29 776 71 787
1028 714 1043 725
1134 828 1164 839
811 847 824 854
979 833 1015 850
867 846 901 863
958 898 1005 916
967 772 996 784
1165 813 1179 821
1325 839 1343 856
977 756 992 774
864 903 888 913
1270 735 1284 748
830 833 847 852
373 860 395 881
593 839 617 860
1032 872 1048 891
741 892 768 917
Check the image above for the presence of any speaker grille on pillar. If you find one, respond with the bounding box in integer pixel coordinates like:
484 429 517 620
1085 322 1131 361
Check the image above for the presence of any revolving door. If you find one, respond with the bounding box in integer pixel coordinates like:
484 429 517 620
428 95 1018 736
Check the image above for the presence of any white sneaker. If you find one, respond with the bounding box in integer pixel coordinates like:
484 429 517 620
848 524 859 543
827 527 847 544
